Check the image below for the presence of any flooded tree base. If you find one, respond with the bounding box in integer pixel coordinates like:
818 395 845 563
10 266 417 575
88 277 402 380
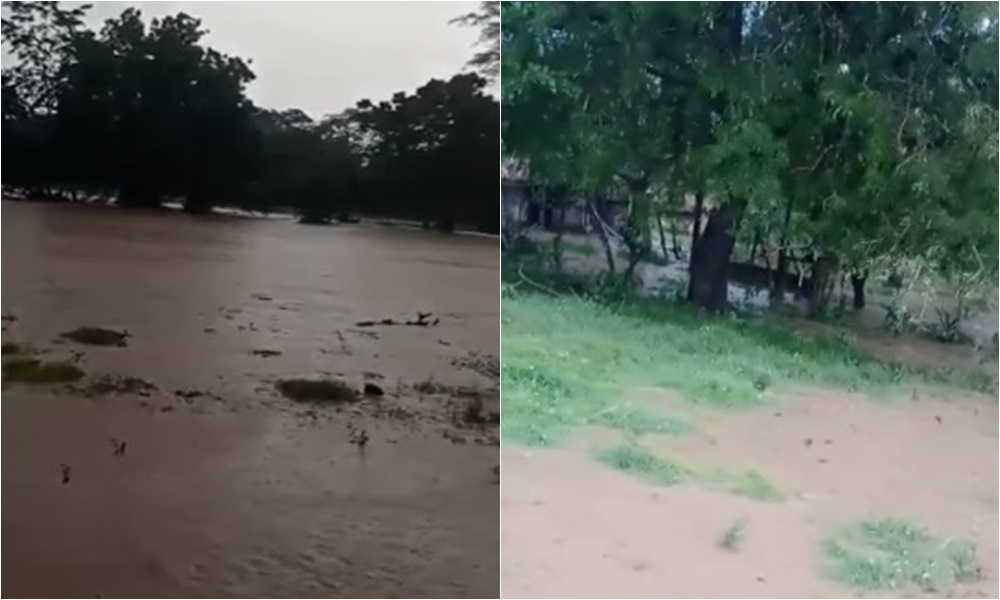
1 201 499 598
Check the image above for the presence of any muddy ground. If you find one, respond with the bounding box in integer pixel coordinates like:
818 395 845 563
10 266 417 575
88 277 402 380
502 389 998 599
2 201 500 598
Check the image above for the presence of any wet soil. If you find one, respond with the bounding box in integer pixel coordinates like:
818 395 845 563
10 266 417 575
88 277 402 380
2 201 500 598
501 390 998 599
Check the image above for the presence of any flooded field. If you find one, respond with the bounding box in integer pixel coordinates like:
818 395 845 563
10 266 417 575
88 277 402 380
1 201 500 598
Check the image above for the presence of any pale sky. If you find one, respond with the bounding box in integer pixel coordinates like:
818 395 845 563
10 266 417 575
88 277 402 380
74 1 483 118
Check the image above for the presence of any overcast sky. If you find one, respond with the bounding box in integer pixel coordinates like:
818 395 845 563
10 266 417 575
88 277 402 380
74 1 482 118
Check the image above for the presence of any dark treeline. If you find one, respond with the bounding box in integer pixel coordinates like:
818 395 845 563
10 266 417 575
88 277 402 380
2 2 499 232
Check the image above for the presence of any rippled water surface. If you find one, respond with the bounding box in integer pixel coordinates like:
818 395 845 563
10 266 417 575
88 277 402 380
2 201 500 598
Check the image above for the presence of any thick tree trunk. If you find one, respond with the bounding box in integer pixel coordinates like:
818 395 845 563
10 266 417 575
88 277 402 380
688 198 745 312
807 253 839 318
850 271 867 309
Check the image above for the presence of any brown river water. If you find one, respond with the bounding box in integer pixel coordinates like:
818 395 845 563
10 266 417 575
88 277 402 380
1 201 500 598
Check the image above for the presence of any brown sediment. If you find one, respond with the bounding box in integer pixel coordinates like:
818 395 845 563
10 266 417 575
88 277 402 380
1 200 499 598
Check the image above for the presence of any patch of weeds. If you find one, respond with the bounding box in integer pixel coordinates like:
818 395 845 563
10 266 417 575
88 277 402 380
3 357 84 384
822 518 979 592
413 379 490 399
60 327 129 347
453 394 500 426
721 470 785 502
595 442 688 486
719 519 748 551
72 375 156 397
1 341 25 355
276 378 358 403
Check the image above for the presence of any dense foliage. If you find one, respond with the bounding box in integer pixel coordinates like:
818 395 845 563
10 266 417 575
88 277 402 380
502 1 998 314
2 2 499 231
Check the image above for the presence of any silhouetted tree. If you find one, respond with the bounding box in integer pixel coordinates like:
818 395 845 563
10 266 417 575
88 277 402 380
2 3 500 232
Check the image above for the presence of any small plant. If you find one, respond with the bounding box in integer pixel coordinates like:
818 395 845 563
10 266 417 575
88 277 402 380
276 378 359 403
595 442 688 486
719 518 748 551
60 327 129 347
3 357 84 384
823 518 979 592
881 300 912 336
925 307 967 344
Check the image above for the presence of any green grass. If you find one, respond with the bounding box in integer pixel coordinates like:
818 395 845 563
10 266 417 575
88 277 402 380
595 440 787 502
595 442 689 486
822 518 978 592
501 292 991 445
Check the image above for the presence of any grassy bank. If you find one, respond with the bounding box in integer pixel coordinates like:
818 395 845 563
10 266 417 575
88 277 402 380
501 290 992 446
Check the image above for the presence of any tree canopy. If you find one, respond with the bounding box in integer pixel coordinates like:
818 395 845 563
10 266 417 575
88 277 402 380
2 1 499 232
502 1 998 314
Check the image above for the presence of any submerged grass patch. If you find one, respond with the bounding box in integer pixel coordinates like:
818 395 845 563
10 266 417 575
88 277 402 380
1 341 25 355
717 469 785 502
822 518 978 592
276 378 358 403
501 293 990 445
72 374 157 396
60 326 129 347
3 357 84 384
595 442 689 486
596 440 787 502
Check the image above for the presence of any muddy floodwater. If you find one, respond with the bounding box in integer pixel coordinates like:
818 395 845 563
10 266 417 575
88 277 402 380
2 201 500 598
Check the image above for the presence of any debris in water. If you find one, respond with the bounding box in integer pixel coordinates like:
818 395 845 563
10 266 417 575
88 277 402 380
363 383 385 397
109 438 127 456
60 463 72 484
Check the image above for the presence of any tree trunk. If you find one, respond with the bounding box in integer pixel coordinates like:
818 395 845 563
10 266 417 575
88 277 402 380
588 199 616 274
551 205 565 272
117 183 161 209
656 213 670 263
620 176 651 285
769 195 795 307
748 226 760 265
669 216 683 260
850 271 867 309
807 253 839 318
688 192 704 266
688 198 745 312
